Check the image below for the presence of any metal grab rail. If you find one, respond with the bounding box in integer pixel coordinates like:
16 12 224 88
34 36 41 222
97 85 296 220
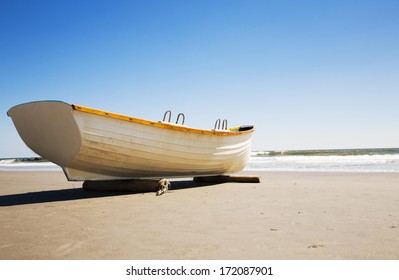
162 110 185 125
222 119 228 130
176 113 185 125
214 119 221 130
163 110 172 122
214 119 228 130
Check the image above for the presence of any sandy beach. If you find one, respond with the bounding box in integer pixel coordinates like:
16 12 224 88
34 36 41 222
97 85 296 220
0 170 398 260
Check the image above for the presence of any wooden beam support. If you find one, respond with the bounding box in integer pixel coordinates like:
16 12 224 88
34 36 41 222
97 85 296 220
82 178 170 195
193 175 261 183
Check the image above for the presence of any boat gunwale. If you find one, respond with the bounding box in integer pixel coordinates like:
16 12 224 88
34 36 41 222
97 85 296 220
72 104 254 136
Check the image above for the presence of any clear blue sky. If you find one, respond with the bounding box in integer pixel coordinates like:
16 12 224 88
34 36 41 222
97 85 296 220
1 0 398 157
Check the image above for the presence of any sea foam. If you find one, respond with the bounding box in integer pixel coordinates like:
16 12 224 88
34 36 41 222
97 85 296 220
246 148 399 172
0 159 61 171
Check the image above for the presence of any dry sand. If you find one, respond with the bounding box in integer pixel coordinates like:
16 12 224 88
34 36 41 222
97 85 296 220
0 170 398 260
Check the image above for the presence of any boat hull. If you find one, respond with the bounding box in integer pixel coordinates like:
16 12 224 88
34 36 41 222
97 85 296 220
8 101 254 181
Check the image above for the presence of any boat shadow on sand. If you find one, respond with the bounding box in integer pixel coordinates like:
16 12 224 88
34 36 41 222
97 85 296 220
0 180 222 207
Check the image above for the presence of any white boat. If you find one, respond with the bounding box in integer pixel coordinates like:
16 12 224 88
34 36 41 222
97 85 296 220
8 101 255 181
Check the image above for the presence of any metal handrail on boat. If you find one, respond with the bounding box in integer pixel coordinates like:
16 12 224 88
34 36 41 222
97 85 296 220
163 110 172 122
222 119 228 130
214 119 228 130
162 110 186 126
176 113 185 125
214 119 221 130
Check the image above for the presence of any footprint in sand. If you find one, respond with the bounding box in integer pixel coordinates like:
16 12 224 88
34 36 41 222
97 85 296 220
0 243 15 249
308 244 325 249
55 241 85 255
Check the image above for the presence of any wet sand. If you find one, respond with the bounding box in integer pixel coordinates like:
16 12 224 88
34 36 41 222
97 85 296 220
0 171 398 259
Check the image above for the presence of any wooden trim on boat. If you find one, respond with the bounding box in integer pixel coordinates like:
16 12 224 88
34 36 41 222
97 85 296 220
72 104 254 136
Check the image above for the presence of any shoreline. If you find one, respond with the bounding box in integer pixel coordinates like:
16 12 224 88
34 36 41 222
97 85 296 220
1 170 398 259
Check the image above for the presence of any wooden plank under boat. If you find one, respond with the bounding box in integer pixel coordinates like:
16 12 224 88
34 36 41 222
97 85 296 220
7 101 255 181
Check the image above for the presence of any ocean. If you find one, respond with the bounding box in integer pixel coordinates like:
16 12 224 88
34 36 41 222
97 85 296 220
1 148 399 172
247 148 399 172
0 157 61 171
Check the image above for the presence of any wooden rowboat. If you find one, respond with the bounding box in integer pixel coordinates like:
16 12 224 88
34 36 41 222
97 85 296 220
7 101 254 181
